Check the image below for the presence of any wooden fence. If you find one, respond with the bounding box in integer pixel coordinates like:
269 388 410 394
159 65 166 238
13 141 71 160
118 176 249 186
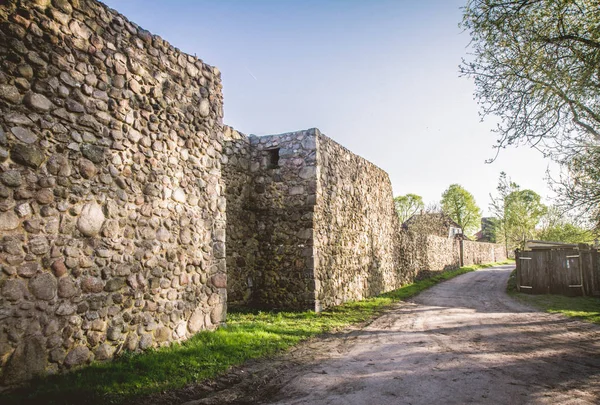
515 245 600 296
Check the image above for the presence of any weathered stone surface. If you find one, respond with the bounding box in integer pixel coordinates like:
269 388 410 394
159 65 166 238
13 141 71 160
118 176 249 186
154 327 171 342
78 158 97 178
81 144 105 163
172 188 186 203
64 346 90 368
11 144 45 168
55 302 77 316
81 276 104 293
211 273 227 288
0 211 20 230
104 278 125 292
199 99 210 117
10 127 37 144
35 189 54 205
0 84 22 104
0 170 21 187
23 93 52 112
51 260 67 277
29 236 49 255
95 343 115 360
29 272 57 300
57 277 77 298
187 309 204 334
2 336 46 385
18 262 40 277
77 202 105 236
2 278 26 301
139 334 152 350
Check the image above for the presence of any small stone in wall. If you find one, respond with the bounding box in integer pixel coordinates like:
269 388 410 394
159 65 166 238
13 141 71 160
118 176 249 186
0 170 21 187
172 188 186 203
23 93 53 112
0 211 20 231
77 202 105 236
199 99 210 117
211 273 227 288
11 127 37 144
35 189 54 205
81 144 105 164
2 278 26 301
51 259 67 277
95 343 115 361
156 227 170 241
289 186 305 195
0 84 22 104
139 333 153 350
11 144 45 168
29 272 57 300
81 276 104 293
64 346 90 368
18 262 40 278
78 158 97 179
187 309 204 334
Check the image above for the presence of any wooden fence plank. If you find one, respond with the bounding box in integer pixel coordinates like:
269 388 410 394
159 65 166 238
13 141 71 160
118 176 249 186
515 247 600 297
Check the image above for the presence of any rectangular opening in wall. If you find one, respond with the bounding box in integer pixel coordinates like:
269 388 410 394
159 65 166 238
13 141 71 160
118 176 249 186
267 148 280 169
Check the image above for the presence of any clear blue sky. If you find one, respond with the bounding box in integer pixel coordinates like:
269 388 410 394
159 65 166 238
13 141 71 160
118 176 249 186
102 0 554 215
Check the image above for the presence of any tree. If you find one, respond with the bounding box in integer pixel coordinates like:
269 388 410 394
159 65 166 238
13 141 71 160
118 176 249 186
537 206 595 243
551 144 600 227
490 172 547 253
461 0 600 152
461 0 600 226
394 194 424 223
440 184 481 235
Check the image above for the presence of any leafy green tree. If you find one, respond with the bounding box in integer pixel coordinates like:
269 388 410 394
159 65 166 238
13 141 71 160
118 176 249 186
537 206 595 243
461 0 600 227
490 173 547 253
440 184 481 235
394 194 424 223
461 0 600 153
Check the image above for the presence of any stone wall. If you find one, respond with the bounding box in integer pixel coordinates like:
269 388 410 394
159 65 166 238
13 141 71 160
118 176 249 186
423 235 461 271
462 239 507 266
223 128 508 312
223 129 317 309
0 0 226 384
314 132 401 309
222 126 255 305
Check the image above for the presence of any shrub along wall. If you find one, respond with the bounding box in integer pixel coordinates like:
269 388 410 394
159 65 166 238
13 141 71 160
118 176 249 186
0 0 226 384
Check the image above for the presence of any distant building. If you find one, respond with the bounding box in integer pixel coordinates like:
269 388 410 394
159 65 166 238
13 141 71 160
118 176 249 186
475 217 498 242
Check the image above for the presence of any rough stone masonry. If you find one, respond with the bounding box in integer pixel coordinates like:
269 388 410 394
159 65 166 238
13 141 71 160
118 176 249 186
0 0 506 384
0 0 226 384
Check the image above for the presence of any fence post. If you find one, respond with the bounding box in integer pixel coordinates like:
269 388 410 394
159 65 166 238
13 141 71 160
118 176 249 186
578 243 587 296
459 239 464 267
515 249 520 292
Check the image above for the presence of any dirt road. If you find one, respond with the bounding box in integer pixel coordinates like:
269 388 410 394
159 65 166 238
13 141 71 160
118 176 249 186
182 265 600 405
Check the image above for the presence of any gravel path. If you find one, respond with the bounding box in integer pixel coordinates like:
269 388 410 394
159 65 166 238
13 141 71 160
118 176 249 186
182 265 600 405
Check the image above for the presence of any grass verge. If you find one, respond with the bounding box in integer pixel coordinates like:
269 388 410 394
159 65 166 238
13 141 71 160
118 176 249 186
507 269 600 326
6 260 512 405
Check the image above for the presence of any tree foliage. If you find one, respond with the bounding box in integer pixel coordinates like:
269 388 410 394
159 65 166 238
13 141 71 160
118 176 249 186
461 0 600 227
461 0 600 151
440 184 481 235
490 172 547 252
394 194 425 223
537 206 595 243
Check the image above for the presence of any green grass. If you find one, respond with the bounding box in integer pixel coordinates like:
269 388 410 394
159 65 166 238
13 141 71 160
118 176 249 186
6 261 512 405
507 269 600 326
